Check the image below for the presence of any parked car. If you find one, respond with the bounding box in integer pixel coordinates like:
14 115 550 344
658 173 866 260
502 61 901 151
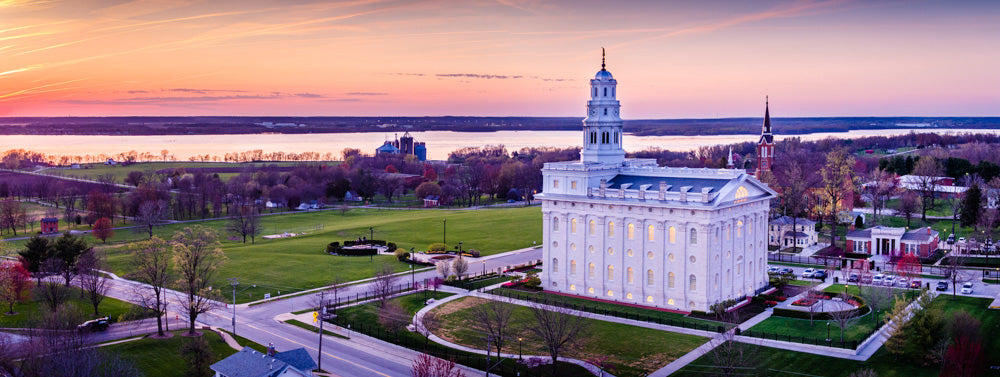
812 270 828 279
961 282 974 294
959 237 967 243
779 267 794 275
77 317 110 332
848 273 859 283
861 274 873 284
896 278 909 288
767 267 780 274
883 275 896 287
947 234 956 245
910 280 922 289
936 281 948 291
801 268 816 278
872 274 884 285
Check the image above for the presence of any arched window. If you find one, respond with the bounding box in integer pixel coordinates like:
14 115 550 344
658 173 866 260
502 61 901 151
647 225 655 241
726 224 731 240
690 228 697 244
552 217 559 232
735 185 749 203
603 87 607 96
627 267 634 284
571 218 577 233
612 87 615 97
570 260 577 275
627 223 635 239
669 227 676 244
626 293 633 300
604 108 608 115
689 275 697 291
552 258 558 272
593 88 597 97
668 272 675 288
737 220 744 237
727 269 731 284
589 220 596 235
715 273 719 290
607 265 614 281
614 132 618 144
588 263 595 278
649 270 656 286
608 221 615 237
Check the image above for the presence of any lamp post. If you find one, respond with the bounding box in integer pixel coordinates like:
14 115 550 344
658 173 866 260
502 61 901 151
410 264 415 289
826 322 831 342
443 218 447 245
369 226 374 241
228 277 256 336
518 337 523 360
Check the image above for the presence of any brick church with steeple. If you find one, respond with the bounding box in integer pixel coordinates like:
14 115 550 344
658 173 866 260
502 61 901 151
755 98 774 179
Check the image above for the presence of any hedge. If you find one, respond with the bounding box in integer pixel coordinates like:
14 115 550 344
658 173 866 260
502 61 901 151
336 248 378 256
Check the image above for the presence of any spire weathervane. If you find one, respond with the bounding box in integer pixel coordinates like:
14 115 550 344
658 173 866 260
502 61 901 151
601 47 606 71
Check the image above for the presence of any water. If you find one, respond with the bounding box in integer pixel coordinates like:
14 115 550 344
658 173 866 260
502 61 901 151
2 128 996 161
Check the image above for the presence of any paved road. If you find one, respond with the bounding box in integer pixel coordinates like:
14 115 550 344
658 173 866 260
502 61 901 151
93 247 541 377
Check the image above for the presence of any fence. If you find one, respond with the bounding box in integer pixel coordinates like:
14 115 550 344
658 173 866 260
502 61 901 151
739 318 884 351
491 288 731 333
768 254 950 277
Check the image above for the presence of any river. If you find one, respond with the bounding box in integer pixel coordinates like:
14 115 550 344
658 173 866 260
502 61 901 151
2 128 997 161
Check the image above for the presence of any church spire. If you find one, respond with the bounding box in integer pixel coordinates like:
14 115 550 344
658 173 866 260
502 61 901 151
601 47 606 71
726 147 734 168
762 96 771 135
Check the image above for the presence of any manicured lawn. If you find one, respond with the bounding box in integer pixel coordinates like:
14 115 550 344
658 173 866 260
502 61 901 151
332 291 592 377
92 206 540 303
107 329 262 377
0 286 141 328
430 296 707 377
41 161 314 183
490 287 724 329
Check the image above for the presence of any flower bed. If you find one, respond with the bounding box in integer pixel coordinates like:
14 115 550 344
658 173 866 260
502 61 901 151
791 298 818 306
430 255 454 260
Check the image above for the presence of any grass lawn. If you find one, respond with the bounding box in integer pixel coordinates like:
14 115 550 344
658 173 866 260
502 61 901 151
89 206 540 303
679 295 999 377
0 286 141 328
41 161 319 183
107 329 263 377
332 291 593 377
430 296 707 377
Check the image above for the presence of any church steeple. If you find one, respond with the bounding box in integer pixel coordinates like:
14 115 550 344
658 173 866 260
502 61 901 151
762 96 772 136
581 48 624 165
755 97 775 178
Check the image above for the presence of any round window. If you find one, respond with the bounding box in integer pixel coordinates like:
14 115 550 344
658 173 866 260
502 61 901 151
689 256 696 263
627 249 634 257
648 251 655 259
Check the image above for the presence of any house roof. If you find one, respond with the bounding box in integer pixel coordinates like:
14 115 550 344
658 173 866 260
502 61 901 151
41 217 58 222
846 229 871 239
210 347 288 377
272 348 317 372
771 216 816 227
902 227 939 243
782 231 810 239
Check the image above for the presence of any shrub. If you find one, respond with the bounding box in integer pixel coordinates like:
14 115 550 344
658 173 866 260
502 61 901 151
394 248 410 261
468 249 481 258
523 272 541 289
387 242 397 252
326 242 340 254
337 248 378 256
428 243 448 252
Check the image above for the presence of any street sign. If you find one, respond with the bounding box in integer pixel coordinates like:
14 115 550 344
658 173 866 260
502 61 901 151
312 311 318 322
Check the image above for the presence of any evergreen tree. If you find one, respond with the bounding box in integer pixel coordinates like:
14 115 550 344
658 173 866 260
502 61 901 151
960 183 982 227
18 235 52 275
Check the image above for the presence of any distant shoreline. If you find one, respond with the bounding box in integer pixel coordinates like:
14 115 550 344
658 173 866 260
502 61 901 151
1 116 998 137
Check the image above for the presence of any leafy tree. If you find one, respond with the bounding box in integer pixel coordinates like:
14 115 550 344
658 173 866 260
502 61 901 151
959 182 982 227
0 261 31 314
415 182 442 199
820 148 857 249
129 236 172 336
172 226 226 335
325 178 350 202
92 217 114 243
53 233 90 286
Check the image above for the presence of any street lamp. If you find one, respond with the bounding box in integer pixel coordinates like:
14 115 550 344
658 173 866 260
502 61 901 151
443 218 447 245
369 226 374 241
826 322 831 342
410 264 415 289
228 277 256 336
518 337 523 360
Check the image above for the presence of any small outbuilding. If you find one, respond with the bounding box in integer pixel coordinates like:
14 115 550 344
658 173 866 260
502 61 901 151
40 217 59 234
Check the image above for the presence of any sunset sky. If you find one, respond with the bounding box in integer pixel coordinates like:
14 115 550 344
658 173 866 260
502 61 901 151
1 0 998 118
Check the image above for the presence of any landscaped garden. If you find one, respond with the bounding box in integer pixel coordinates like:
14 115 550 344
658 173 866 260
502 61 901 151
428 296 707 377
107 329 264 377
329 291 592 377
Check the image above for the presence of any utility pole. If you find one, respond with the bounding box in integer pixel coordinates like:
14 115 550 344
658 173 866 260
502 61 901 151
443 218 447 245
229 278 238 335
316 291 328 372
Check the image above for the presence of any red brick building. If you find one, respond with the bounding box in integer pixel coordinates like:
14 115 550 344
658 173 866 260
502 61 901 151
846 225 939 258
40 217 59 234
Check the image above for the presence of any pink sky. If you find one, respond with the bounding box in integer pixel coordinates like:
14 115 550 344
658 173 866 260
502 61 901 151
1 0 998 118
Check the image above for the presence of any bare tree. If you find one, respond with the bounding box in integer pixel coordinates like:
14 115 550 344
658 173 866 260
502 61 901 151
898 191 920 227
709 319 761 377
226 205 261 244
858 286 893 325
829 293 858 342
781 160 810 252
435 260 451 280
820 148 857 249
912 157 943 222
371 263 398 308
525 303 589 376
129 236 172 336
943 251 970 299
33 258 68 312
451 255 468 280
378 300 409 341
469 298 516 356
172 226 226 335
411 353 466 377
76 249 109 316
136 200 167 238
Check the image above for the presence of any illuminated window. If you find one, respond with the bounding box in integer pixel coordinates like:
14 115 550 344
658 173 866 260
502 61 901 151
570 284 576 291
648 225 655 241
607 247 614 255
626 224 634 240
552 217 559 232
607 289 613 297
648 251 655 259
589 220 596 235
669 227 676 244
626 293 633 300
607 265 614 281
647 296 654 303
737 220 744 237
727 224 731 240
627 267 634 284
690 229 697 244
715 273 719 289
668 298 675 305
588 287 594 294
570 260 577 275
571 218 577 233
588 245 595 253
668 272 675 288
571 181 577 189
553 180 559 188
669 253 675 261
735 185 749 203
627 249 633 257
588 263 595 278
608 222 615 237
689 275 697 291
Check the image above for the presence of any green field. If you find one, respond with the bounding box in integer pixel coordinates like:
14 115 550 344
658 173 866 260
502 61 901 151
431 296 707 377
332 291 593 377
676 295 999 377
93 206 541 303
40 161 326 183
107 329 263 377
0 286 141 328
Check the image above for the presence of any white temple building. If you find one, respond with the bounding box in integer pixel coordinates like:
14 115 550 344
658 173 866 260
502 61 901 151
537 52 777 312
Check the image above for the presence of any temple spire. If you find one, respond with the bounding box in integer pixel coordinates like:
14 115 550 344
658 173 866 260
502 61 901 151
727 147 734 168
601 47 606 71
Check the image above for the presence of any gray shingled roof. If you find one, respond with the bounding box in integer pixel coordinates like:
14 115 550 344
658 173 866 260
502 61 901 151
272 348 317 372
846 229 872 239
210 347 287 377
902 227 938 243
607 175 730 193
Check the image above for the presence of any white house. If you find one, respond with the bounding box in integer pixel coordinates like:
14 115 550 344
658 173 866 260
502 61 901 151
768 216 818 249
537 54 776 313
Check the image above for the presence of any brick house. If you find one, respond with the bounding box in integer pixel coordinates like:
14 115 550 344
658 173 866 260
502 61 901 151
40 217 59 234
846 225 939 258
